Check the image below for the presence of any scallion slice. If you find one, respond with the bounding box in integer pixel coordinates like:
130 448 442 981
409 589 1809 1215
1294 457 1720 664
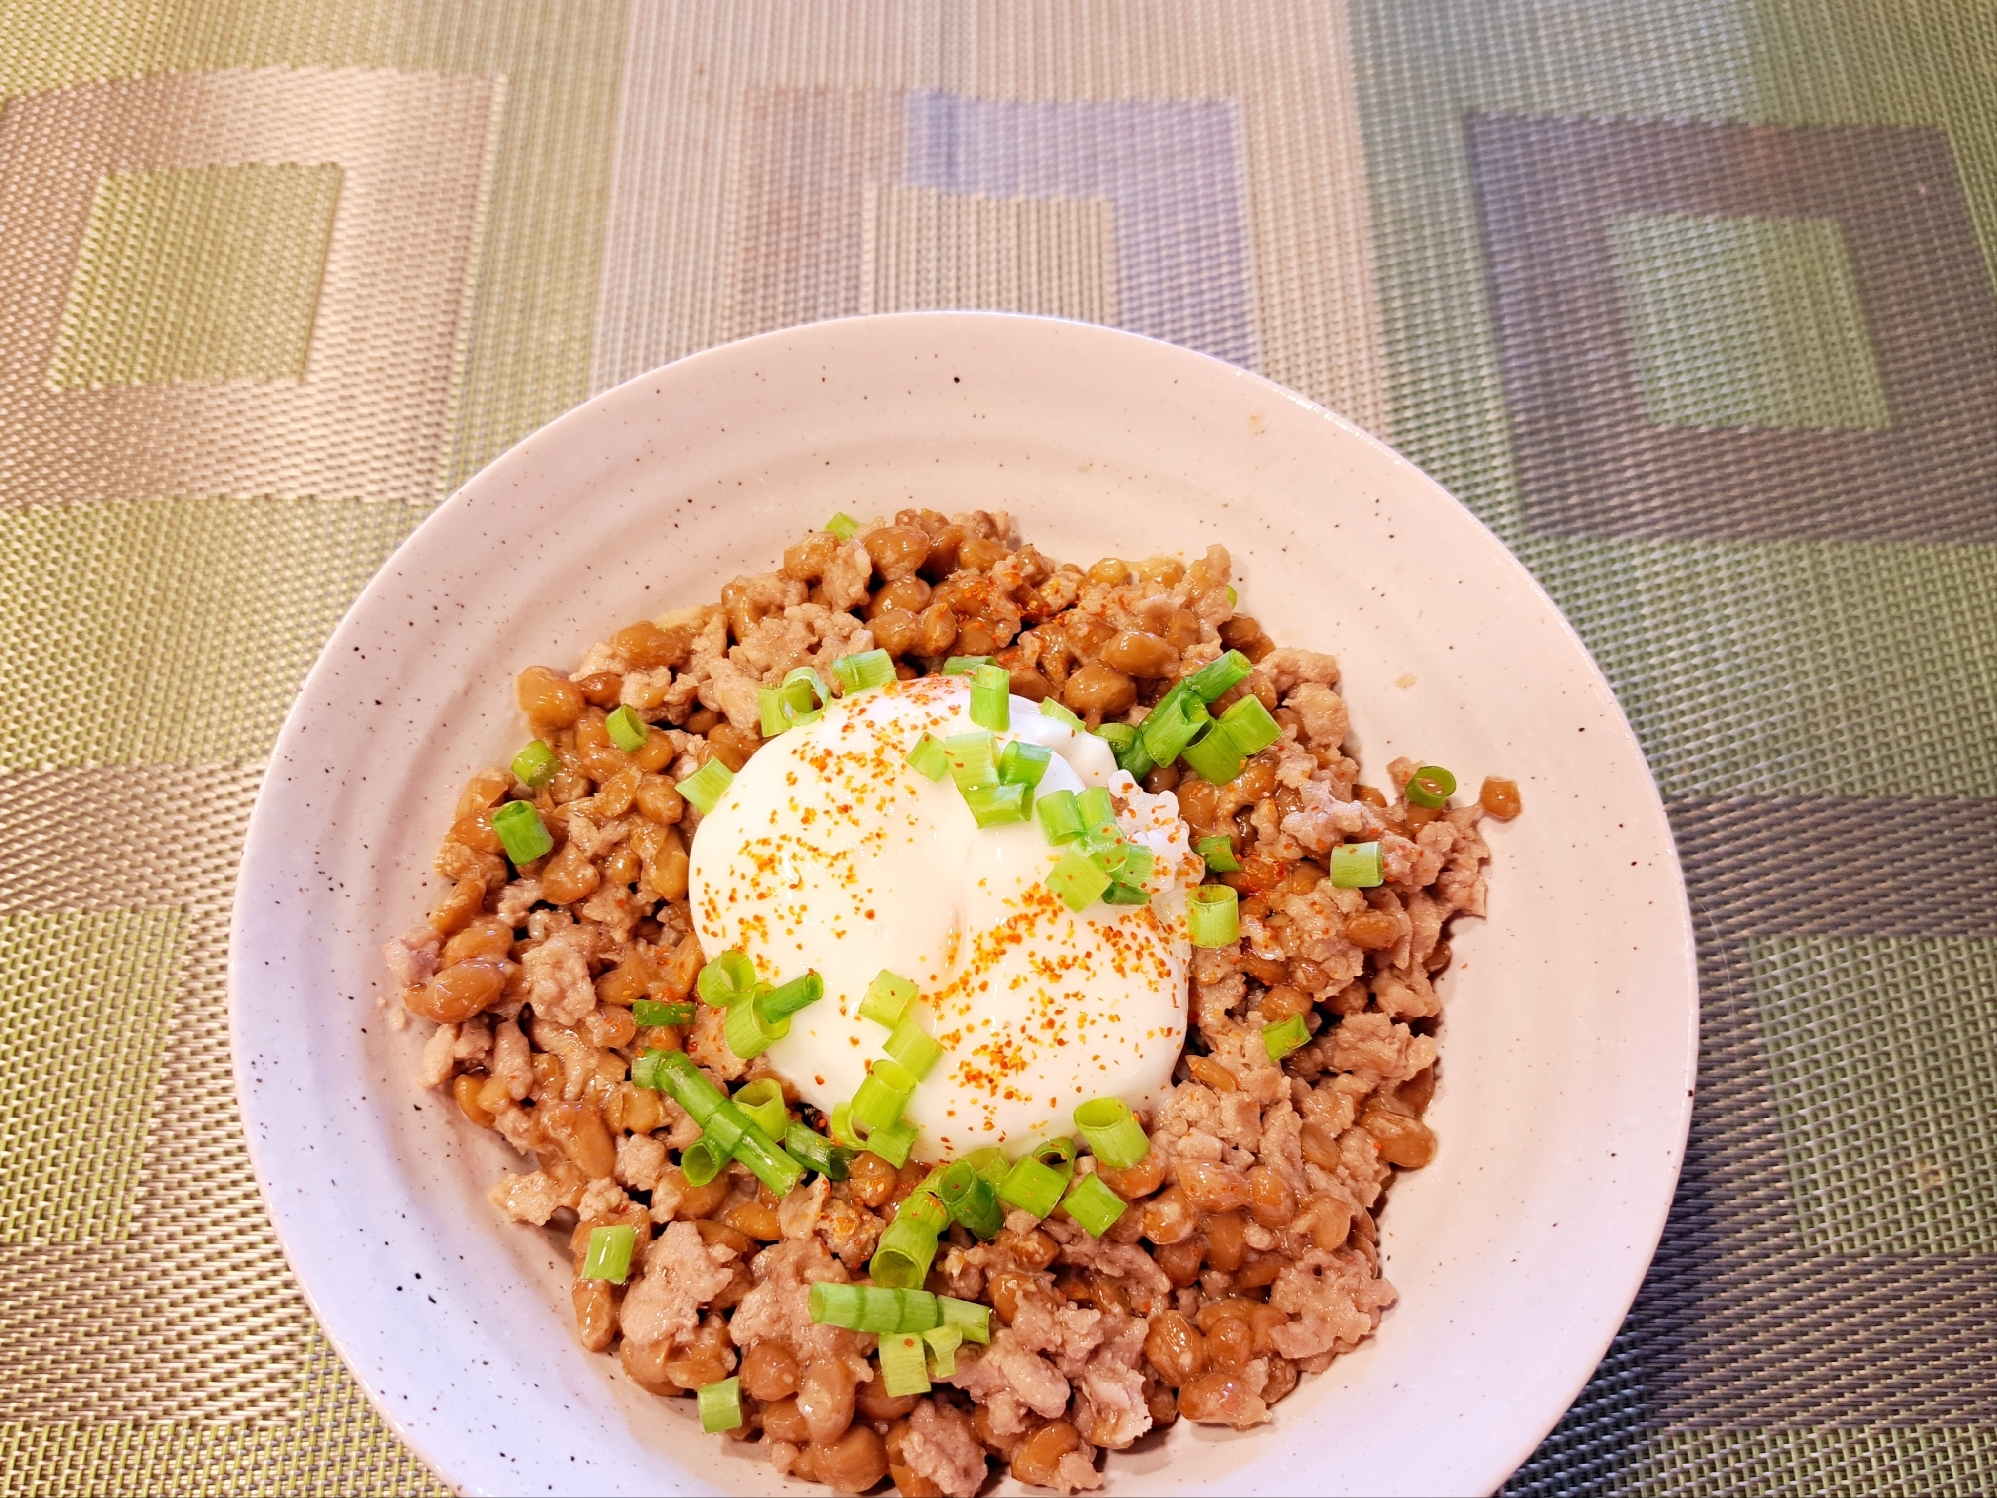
941 731 998 792
870 1213 943 1288
697 1376 743 1433
859 970 919 1027
1329 841 1384 888
1095 721 1153 779
808 1281 940 1333
1219 693 1281 756
970 663 1011 731
757 684 790 737
829 1101 861 1149
785 1121 852 1181
999 739 1052 792
1038 698 1083 730
1184 649 1252 702
604 704 649 752
1195 834 1240 873
1095 721 1138 757
511 741 558 788
1073 1097 1151 1169
1139 692 1211 767
779 666 829 728
1178 721 1245 785
1032 1136 1077 1181
936 1159 1003 1238
761 971 825 1021
1187 884 1240 947
906 732 950 781
723 989 789 1059
1101 882 1151 905
825 512 860 540
831 648 895 694
1046 848 1112 912
734 1078 787 1139
697 950 756 1007
852 1059 915 1135
922 1324 964 1377
962 1146 1010 1186
490 801 554 864
629 1048 670 1091
879 1332 933 1397
630 998 694 1028
883 1010 942 1080
1060 1171 1127 1237
1092 842 1153 888
996 1155 1067 1218
580 1223 637 1283
1264 1013 1311 1062
1404 764 1458 809
654 1050 728 1124
731 1120 804 1196
942 655 992 675
1076 787 1116 830
678 757 733 815
863 1115 920 1168
680 1134 728 1186
940 1296 991 1345
962 781 1028 827
1035 788 1084 845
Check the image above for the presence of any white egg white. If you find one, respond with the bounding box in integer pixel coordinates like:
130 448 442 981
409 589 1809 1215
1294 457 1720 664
687 674 1193 1159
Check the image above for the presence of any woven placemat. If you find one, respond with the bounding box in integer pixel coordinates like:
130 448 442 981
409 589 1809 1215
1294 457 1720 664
2 2 1991 1493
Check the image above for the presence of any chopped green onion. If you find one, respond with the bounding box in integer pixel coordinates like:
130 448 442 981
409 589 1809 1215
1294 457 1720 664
941 731 998 792
937 1160 1003 1238
779 667 829 728
604 705 649 752
962 781 1028 827
761 971 825 1021
999 739 1052 793
680 1134 728 1186
996 1156 1068 1218
1076 787 1116 830
860 970 919 1027
940 1296 991 1345
970 663 1011 731
1329 841 1384 888
580 1224 637 1283
1264 1013 1311 1062
1095 721 1138 757
1139 692 1211 767
826 512 860 540
1031 1136 1078 1181
654 1050 728 1124
1091 842 1153 888
1226 585 1238 606
829 1101 861 1149
490 801 554 863
942 655 992 675
962 1146 1010 1186
1035 788 1084 845
511 741 558 788
1195 834 1240 873
1060 1172 1128 1237
884 1010 943 1079
630 999 694 1028
723 989 789 1059
922 1324 964 1378
697 950 757 1007
1187 884 1240 947
1073 1097 1151 1169
734 1078 787 1139
906 732 950 781
697 1377 743 1433
731 1120 804 1196
1184 649 1253 702
863 1115 920 1168
1219 694 1281 756
678 757 733 815
697 1101 747 1155
832 649 895 694
757 684 790 737
1046 848 1112 912
629 1048 670 1090
1178 721 1245 785
1102 881 1151 905
785 1121 852 1181
1405 764 1458 809
871 1212 943 1288
879 1332 933 1396
853 1059 916 1135
808 1282 939 1333
1038 698 1083 730
1095 721 1154 779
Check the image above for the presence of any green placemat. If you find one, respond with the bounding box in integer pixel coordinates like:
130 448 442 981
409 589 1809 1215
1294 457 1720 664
2 2 1991 1493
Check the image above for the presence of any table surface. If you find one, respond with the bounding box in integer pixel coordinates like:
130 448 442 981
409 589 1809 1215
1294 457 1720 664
3 3 1993 1494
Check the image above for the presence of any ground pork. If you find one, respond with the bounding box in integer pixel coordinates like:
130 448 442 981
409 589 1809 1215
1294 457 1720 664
520 924 595 1027
900 1398 987 1497
621 1221 737 1350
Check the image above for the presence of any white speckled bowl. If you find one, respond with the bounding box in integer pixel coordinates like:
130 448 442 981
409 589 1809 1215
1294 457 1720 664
229 313 1696 1497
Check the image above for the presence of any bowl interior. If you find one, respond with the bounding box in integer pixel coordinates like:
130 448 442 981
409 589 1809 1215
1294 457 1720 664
229 312 1695 1497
